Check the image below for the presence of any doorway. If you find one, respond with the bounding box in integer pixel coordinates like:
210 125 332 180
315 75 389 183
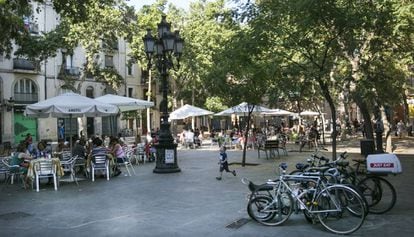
87 117 94 137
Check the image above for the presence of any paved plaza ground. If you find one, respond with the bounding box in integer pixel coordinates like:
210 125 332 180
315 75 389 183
0 137 413 237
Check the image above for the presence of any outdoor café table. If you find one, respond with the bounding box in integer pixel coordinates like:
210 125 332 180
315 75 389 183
26 158 64 180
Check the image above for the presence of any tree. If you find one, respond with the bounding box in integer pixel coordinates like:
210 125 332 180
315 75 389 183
206 23 274 166
235 0 346 159
176 0 238 107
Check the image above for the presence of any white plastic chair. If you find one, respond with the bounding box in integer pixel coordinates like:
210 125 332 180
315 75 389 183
135 143 146 164
60 155 78 185
90 155 110 181
34 159 58 192
117 155 136 176
1 157 23 185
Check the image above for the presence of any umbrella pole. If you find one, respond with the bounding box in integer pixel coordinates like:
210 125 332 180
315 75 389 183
69 114 73 155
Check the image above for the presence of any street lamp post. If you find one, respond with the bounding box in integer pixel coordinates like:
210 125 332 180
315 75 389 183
143 15 183 173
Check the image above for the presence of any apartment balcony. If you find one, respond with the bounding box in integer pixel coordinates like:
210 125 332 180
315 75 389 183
59 66 81 78
13 58 39 73
14 92 39 104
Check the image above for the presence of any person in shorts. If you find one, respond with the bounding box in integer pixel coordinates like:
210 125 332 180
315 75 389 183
216 146 236 180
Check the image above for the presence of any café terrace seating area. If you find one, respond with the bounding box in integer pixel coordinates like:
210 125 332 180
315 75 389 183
0 141 141 192
0 123 326 192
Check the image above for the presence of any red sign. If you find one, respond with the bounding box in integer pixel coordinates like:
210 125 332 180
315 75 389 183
370 163 394 168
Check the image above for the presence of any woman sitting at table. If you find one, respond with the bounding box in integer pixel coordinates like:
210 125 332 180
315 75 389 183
11 142 32 188
109 137 123 177
89 137 118 177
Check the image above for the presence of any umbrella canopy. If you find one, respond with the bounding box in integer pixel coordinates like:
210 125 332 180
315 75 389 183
169 104 214 120
215 102 271 116
24 92 119 118
261 108 293 116
94 94 154 112
299 110 321 116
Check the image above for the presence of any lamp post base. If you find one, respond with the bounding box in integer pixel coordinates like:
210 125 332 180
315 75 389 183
153 142 181 173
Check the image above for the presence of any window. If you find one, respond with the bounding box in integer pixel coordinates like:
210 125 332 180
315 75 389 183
14 79 36 94
105 55 114 68
13 78 38 102
127 65 132 76
128 88 133 97
86 86 94 98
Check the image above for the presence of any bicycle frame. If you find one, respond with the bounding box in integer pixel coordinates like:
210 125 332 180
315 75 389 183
262 173 346 216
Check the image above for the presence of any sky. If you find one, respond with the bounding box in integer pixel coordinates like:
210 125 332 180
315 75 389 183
127 0 192 11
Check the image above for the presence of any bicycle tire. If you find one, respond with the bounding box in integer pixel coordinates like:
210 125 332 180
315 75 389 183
247 192 293 226
338 183 370 216
289 169 303 175
357 176 396 214
316 185 366 235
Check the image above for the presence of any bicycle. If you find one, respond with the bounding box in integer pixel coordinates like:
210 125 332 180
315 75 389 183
245 163 366 234
291 151 396 214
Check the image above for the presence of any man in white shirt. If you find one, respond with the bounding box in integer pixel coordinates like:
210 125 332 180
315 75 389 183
185 129 195 149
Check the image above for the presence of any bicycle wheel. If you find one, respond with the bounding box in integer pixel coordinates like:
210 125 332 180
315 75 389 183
343 184 369 216
357 176 396 214
316 185 366 235
289 169 303 175
247 192 293 226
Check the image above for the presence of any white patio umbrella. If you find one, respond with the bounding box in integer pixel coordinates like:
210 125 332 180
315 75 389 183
24 92 119 151
24 92 119 118
170 104 214 120
215 102 271 116
299 110 321 116
94 94 154 112
261 108 293 116
170 104 214 130
95 94 154 136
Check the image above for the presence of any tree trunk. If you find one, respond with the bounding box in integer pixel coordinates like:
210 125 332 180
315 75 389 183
353 93 374 139
317 79 337 160
381 107 392 153
241 110 252 167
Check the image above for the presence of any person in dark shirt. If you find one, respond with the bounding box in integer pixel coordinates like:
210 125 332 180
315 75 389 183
216 146 236 180
72 138 86 158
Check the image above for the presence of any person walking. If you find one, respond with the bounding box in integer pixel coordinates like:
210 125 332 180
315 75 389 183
397 120 405 139
216 146 236 180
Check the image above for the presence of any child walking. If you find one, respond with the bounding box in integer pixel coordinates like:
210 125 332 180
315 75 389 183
216 146 236 180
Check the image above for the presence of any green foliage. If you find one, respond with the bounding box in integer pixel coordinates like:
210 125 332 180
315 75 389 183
94 67 124 89
176 0 238 105
205 96 227 112
0 0 32 57
121 110 140 120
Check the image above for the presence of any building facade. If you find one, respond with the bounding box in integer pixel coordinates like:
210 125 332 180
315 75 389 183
0 1 159 146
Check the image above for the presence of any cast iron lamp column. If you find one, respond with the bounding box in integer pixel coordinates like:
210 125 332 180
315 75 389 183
143 15 183 173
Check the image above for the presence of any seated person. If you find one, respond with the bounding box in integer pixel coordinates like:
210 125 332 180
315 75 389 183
56 138 69 153
36 140 52 158
72 138 87 174
108 137 123 176
72 138 86 159
11 143 32 188
91 137 109 157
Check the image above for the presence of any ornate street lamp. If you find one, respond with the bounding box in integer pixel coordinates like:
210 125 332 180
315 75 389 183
143 15 183 173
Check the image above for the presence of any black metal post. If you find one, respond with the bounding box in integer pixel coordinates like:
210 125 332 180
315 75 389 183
153 56 180 173
143 16 183 174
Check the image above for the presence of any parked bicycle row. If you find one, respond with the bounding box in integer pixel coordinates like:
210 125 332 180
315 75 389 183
242 148 402 234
